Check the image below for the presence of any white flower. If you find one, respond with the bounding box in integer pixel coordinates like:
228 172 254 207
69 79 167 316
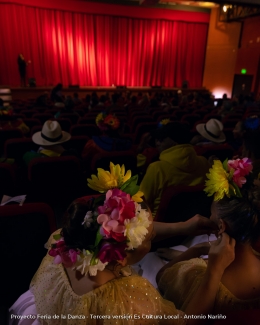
73 249 107 276
74 249 93 275
88 259 107 276
124 208 151 250
82 211 94 228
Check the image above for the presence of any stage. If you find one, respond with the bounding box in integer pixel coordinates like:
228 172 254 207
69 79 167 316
0 86 208 103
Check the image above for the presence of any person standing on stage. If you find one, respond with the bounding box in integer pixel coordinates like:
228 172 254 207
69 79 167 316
17 53 30 87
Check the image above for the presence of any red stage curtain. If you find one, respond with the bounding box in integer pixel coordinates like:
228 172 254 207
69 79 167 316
0 3 208 87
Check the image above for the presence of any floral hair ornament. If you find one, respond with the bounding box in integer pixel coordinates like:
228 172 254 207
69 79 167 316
158 118 171 128
96 112 120 131
204 157 253 201
49 162 150 276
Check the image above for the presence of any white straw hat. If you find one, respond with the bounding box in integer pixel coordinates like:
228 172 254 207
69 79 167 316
196 118 226 143
32 120 71 146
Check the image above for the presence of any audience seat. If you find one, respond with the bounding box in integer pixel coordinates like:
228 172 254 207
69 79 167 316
59 113 80 124
63 135 90 155
131 116 154 132
0 129 24 156
153 184 212 248
32 113 53 125
0 203 56 318
70 124 101 137
154 184 212 223
0 163 17 198
27 156 85 203
78 116 96 125
90 151 138 175
133 122 157 144
52 118 72 132
20 109 39 118
22 118 41 130
4 138 38 164
196 144 234 161
30 125 42 136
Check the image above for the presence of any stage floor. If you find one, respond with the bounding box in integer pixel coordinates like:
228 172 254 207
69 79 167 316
0 86 207 102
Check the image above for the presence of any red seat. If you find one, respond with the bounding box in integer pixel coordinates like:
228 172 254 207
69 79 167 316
28 156 85 203
63 135 90 155
32 113 53 125
131 116 154 132
181 114 201 128
19 109 39 118
22 118 41 129
52 118 71 132
133 122 157 144
0 129 24 156
154 184 211 222
70 124 100 137
0 163 17 197
90 151 137 175
4 138 38 163
153 184 212 248
59 113 79 125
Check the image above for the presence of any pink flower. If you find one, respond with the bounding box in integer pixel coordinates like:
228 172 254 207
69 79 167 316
49 239 78 267
98 189 136 225
232 170 247 188
97 214 126 241
97 242 127 263
228 158 253 177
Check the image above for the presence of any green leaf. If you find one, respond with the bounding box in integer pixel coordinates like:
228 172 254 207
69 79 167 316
93 194 105 208
120 175 140 196
94 228 103 247
90 248 99 265
222 158 228 171
231 181 242 198
53 234 61 241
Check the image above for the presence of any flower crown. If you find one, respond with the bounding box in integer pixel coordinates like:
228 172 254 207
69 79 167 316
49 162 151 276
96 112 120 131
204 158 252 201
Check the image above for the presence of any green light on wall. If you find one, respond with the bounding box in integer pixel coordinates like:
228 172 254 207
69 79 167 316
241 69 247 74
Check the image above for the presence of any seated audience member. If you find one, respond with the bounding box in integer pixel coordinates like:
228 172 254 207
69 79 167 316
230 117 260 154
140 123 209 217
137 119 171 170
242 127 260 182
157 158 260 314
82 112 132 162
35 92 49 107
72 92 82 105
23 120 73 165
50 83 64 103
54 96 80 118
191 118 226 146
9 163 235 325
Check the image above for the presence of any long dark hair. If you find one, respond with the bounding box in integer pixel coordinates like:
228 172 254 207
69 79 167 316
61 197 99 250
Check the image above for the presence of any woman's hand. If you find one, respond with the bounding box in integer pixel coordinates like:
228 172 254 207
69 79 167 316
184 214 219 236
207 233 235 275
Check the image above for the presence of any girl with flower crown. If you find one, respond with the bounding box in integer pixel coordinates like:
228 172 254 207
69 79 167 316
157 158 260 315
10 163 235 325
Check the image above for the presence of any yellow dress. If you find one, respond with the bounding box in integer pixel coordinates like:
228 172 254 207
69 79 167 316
29 232 186 325
158 258 260 314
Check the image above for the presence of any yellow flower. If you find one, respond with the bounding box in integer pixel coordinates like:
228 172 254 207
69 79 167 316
87 162 131 192
96 113 104 125
132 191 144 203
204 160 230 201
161 118 170 125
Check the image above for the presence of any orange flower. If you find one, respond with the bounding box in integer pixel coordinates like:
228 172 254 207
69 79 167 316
104 114 120 130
